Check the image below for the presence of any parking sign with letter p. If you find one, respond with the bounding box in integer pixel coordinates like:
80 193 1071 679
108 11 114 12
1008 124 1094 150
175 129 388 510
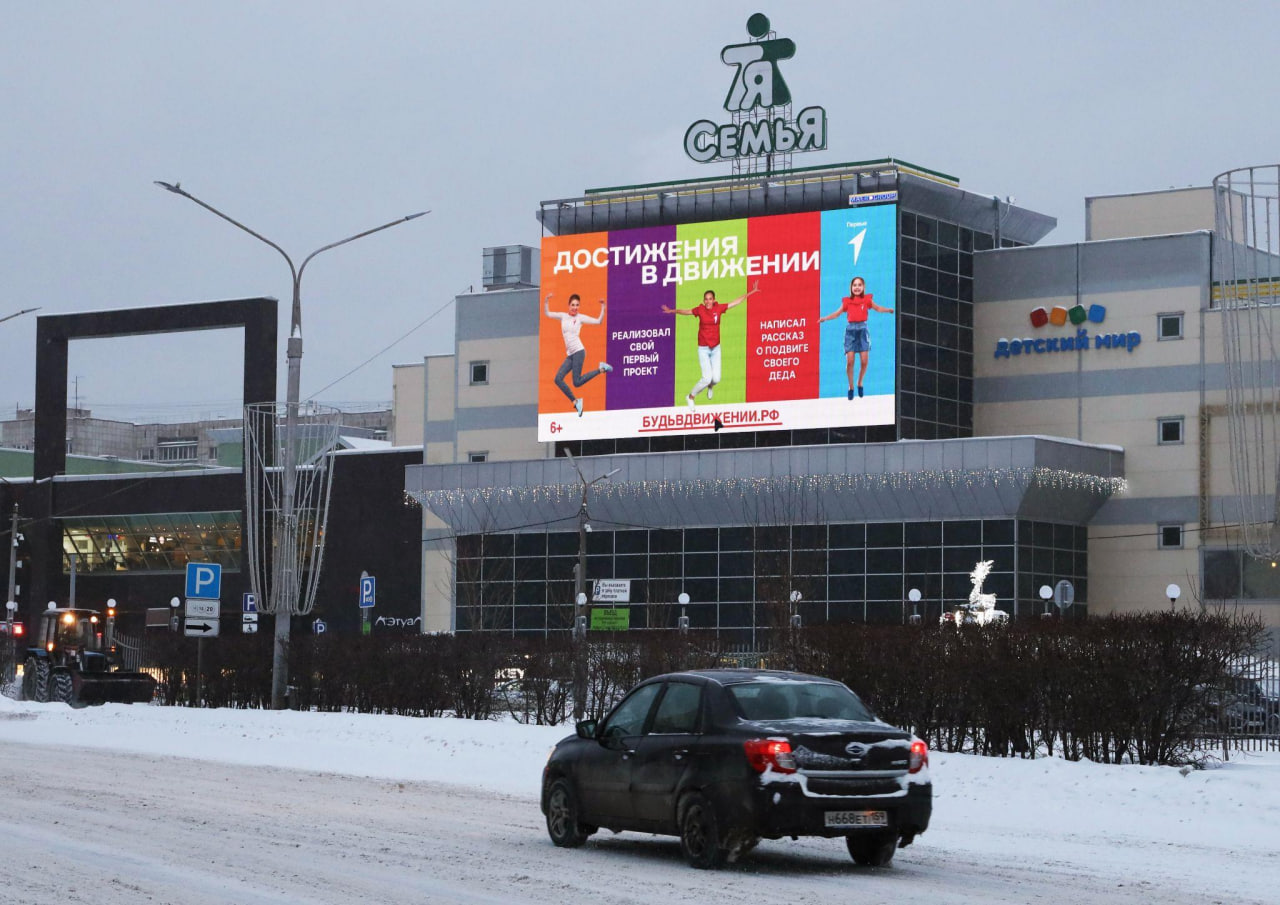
185 562 222 599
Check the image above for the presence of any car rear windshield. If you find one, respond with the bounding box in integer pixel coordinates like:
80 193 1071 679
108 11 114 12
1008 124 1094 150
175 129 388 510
728 681 874 722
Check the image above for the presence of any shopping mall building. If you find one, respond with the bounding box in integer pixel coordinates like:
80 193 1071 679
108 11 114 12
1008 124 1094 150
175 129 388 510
400 161 1277 643
2 161 1273 644
4 10 1275 643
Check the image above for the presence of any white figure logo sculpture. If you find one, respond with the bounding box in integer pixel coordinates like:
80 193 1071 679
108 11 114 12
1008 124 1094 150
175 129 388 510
941 559 1009 627
968 560 998 614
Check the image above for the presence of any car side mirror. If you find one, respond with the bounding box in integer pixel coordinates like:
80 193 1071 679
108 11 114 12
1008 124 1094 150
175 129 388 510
575 719 597 740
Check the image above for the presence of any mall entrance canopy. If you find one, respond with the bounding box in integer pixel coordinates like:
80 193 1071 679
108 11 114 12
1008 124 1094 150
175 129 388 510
405 436 1125 536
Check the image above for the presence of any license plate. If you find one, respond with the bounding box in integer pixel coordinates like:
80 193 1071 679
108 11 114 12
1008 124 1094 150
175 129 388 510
824 810 888 828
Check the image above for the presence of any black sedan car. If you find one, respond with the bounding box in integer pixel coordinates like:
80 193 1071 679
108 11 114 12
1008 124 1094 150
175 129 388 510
541 669 931 868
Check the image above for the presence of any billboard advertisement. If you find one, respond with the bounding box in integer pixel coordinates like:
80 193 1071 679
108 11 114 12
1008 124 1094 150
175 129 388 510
537 205 897 441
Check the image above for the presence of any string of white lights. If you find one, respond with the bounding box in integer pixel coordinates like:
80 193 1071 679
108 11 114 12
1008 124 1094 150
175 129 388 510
404 467 1127 513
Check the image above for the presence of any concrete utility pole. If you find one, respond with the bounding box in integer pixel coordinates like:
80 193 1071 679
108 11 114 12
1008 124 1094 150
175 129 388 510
155 181 426 709
5 504 18 682
6 504 17 613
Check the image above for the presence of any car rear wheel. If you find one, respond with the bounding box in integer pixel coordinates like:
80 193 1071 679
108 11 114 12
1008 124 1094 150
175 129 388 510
679 793 727 869
545 778 591 848
846 832 897 867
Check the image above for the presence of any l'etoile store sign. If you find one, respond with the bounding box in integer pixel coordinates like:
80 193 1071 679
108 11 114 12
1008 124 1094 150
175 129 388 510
684 13 827 165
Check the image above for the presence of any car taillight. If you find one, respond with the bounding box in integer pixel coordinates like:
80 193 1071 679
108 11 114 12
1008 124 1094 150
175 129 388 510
12 624 22 637
908 739 929 774
743 738 797 774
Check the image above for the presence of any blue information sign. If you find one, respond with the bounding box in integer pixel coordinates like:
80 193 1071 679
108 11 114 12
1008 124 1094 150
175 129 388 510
359 575 376 609
185 562 222 600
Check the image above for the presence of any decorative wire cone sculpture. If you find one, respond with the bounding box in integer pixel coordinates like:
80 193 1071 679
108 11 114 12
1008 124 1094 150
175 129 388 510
243 401 340 616
1215 165 1280 560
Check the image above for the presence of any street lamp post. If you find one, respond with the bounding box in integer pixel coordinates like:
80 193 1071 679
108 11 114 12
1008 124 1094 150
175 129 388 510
1166 583 1181 611
6 503 18 618
1039 584 1053 617
3 600 16 686
676 591 691 670
907 587 922 625
563 450 618 721
155 182 426 709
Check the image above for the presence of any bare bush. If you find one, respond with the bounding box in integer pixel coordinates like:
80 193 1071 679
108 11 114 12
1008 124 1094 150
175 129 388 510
135 611 1266 766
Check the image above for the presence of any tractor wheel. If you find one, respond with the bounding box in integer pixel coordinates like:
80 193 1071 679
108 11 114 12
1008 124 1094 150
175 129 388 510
54 671 79 706
32 660 50 706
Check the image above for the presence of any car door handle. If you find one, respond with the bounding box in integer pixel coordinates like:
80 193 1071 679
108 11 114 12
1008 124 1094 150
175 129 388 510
673 749 689 760
621 748 636 759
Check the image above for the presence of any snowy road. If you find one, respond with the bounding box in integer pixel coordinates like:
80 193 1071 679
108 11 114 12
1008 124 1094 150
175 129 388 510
2 739 1274 905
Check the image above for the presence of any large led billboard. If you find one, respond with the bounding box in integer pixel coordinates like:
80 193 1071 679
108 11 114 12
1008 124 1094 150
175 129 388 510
537 205 897 441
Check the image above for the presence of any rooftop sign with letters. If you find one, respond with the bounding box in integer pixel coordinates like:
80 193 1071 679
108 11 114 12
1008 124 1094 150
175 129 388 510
684 13 827 167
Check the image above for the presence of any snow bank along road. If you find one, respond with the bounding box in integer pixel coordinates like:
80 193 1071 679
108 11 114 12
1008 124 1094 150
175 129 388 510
0 704 1277 905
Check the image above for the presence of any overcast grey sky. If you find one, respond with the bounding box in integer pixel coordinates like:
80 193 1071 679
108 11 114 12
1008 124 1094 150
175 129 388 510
3 1 1277 423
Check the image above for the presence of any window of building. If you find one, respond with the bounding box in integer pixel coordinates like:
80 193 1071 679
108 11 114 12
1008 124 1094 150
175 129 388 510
60 511 242 573
157 438 198 462
1157 416 1184 445
1158 524 1184 549
1157 312 1184 341
467 451 488 463
469 361 489 386
453 518 1074 639
1203 548 1280 599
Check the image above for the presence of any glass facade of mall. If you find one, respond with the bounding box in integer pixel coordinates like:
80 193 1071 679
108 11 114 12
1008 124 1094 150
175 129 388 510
455 519 1087 640
60 511 242 573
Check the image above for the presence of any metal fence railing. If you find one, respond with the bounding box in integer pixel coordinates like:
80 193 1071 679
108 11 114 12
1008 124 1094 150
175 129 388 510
1198 655 1280 756
111 629 145 672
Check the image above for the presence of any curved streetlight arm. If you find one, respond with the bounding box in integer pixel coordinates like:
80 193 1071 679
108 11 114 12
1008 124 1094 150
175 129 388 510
293 211 428 335
588 468 621 487
0 307 40 326
297 212 429 282
154 181 298 286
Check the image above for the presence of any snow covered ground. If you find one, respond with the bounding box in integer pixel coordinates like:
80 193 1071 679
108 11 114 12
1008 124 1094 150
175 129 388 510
1 694 1277 904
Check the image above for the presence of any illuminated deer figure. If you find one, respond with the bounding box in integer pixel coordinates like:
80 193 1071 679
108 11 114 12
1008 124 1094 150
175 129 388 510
968 560 997 614
942 559 1009 627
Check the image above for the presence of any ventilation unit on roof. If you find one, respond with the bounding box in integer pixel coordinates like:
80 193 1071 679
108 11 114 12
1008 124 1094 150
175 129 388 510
481 245 537 290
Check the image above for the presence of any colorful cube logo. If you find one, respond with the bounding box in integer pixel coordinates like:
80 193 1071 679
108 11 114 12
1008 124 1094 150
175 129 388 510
1030 303 1106 329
